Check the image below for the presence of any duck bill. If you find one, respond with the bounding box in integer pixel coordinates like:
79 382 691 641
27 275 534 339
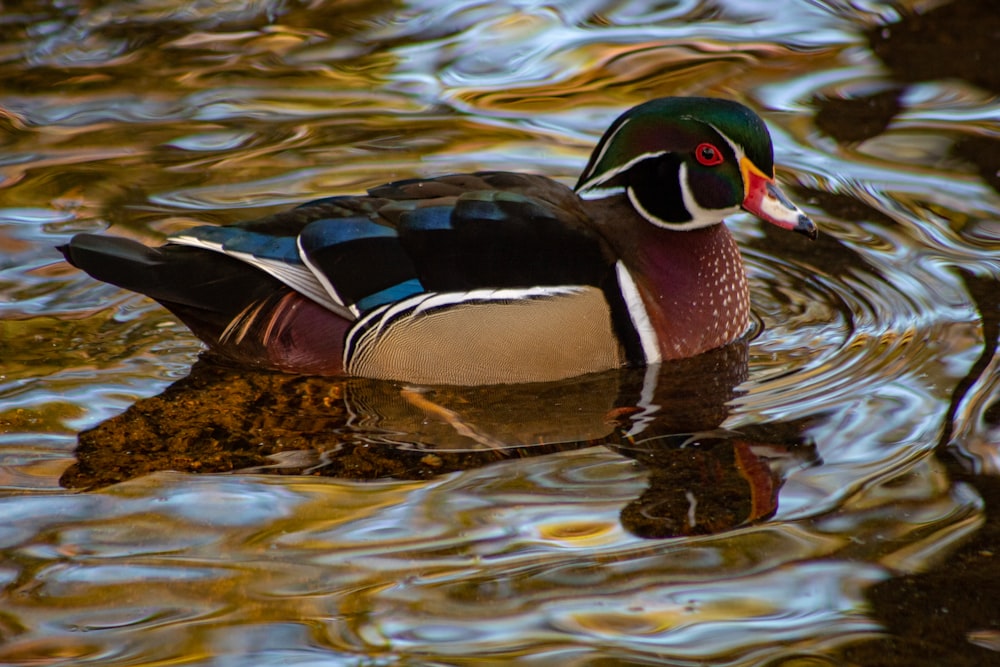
740 158 818 240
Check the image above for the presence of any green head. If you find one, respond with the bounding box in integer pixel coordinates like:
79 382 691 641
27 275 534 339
576 97 816 238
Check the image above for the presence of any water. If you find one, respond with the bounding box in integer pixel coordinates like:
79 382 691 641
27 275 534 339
2 0 999 664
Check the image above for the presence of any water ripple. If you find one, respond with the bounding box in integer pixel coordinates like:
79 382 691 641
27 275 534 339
3 1 999 665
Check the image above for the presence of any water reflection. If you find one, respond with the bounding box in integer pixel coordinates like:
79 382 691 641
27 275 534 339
613 426 816 539
3 0 1000 664
60 342 821 539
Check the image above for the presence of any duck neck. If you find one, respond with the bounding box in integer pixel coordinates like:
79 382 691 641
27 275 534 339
592 200 750 361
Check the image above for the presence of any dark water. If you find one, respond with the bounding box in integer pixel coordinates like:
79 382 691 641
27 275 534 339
2 1 1000 665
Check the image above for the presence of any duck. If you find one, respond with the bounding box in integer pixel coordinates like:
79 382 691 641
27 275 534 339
60 96 817 385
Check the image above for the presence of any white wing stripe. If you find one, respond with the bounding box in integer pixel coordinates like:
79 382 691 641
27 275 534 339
169 233 352 319
295 235 357 317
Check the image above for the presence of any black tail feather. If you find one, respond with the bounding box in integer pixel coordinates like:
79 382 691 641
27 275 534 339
60 233 287 335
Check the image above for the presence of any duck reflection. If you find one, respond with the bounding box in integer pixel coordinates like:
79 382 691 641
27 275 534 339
611 424 816 539
61 339 817 538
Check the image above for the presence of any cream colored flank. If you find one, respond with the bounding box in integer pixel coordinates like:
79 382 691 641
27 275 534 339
346 286 623 385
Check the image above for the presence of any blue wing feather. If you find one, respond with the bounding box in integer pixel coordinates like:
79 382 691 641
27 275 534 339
178 226 302 264
355 278 425 311
396 205 453 231
163 173 614 320
298 217 398 248
298 218 424 313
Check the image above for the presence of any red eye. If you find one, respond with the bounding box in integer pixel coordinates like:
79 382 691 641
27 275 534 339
695 142 724 166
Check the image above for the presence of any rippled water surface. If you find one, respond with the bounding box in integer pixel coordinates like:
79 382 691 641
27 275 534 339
2 1 1000 665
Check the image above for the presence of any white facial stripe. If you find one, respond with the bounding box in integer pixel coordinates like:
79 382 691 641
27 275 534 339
583 117 632 183
627 186 673 228
626 163 738 231
577 126 748 228
677 162 741 228
707 122 748 166
578 185 626 200
576 150 668 198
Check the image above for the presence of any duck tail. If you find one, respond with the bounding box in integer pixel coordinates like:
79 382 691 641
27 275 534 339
59 234 349 373
60 233 288 310
60 234 179 301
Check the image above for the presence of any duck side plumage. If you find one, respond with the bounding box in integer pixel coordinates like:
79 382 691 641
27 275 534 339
61 97 817 385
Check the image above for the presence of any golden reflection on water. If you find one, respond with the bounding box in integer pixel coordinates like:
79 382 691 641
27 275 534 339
2 0 1000 665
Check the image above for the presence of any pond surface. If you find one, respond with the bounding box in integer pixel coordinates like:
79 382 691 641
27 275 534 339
2 0 1000 665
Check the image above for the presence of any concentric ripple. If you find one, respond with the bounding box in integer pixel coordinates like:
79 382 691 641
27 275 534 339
2 1 1000 666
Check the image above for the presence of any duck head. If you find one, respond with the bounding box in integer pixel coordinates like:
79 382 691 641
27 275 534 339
575 97 817 239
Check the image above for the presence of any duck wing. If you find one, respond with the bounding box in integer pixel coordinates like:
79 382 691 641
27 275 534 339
165 171 616 320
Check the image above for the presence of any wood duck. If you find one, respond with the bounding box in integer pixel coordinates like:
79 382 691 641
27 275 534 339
61 96 816 385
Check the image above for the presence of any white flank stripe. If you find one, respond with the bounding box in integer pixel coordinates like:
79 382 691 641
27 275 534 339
343 306 383 364
346 294 424 362
614 261 661 364
345 291 438 361
375 292 436 330
411 286 583 316
343 286 589 371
